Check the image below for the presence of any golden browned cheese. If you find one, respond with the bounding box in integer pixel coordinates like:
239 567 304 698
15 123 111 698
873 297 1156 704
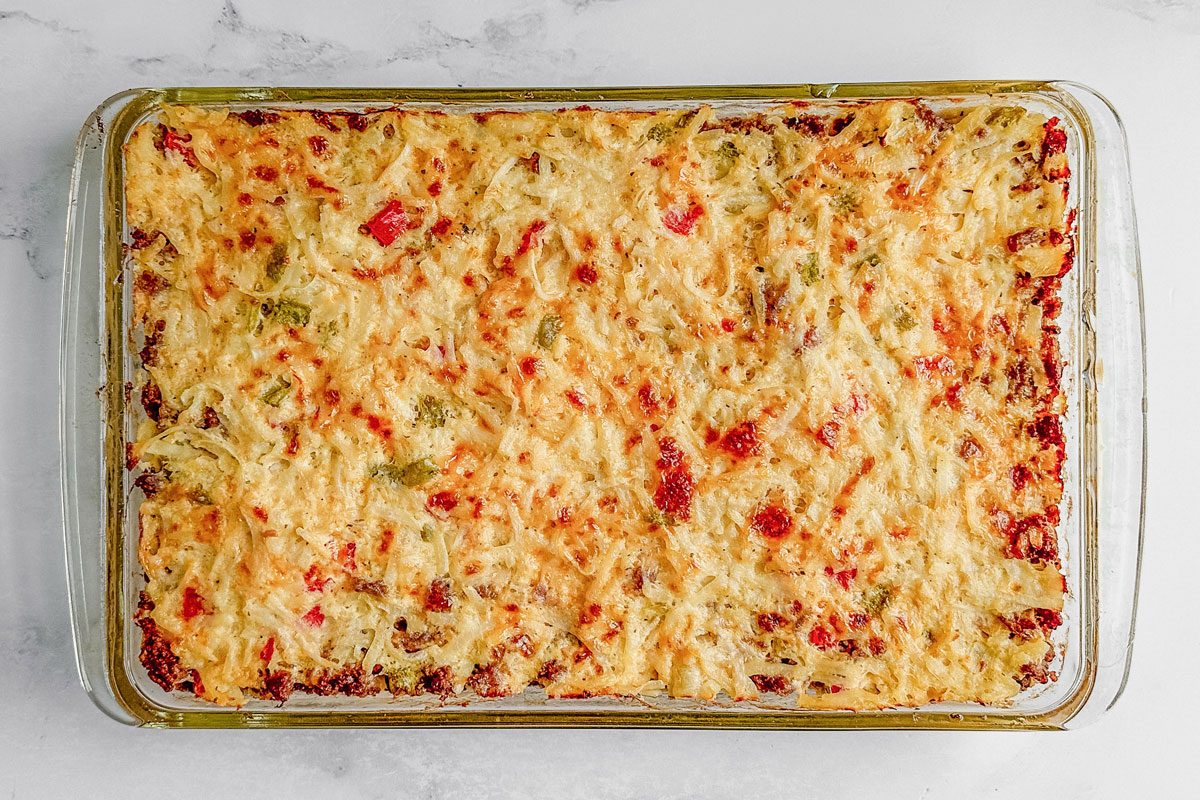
126 100 1071 708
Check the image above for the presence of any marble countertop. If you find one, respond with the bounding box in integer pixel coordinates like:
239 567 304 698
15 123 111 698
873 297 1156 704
2 0 1196 796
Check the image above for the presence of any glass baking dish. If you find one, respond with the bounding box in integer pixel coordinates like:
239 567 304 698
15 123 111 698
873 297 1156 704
60 82 1145 729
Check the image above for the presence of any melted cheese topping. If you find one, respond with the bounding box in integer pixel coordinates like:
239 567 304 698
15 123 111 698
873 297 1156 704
126 100 1071 709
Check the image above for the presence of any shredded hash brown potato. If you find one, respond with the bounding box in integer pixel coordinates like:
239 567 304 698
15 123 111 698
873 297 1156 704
126 100 1072 708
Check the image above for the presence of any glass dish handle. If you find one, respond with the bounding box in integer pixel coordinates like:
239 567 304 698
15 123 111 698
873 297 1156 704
60 92 140 726
1057 81 1146 728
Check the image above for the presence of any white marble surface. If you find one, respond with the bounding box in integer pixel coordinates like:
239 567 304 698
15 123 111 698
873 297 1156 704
1 0 1196 796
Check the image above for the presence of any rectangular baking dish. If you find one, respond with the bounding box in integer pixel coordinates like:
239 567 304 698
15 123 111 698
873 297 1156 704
60 82 1145 729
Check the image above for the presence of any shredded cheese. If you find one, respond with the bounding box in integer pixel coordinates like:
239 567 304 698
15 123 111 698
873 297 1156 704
127 100 1071 709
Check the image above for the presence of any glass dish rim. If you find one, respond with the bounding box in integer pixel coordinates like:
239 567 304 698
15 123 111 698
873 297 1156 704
60 81 1146 729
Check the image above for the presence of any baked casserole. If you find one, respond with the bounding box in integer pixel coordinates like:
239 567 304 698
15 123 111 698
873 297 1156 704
124 99 1072 709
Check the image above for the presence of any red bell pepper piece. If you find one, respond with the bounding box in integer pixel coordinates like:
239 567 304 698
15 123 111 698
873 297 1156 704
364 199 418 246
